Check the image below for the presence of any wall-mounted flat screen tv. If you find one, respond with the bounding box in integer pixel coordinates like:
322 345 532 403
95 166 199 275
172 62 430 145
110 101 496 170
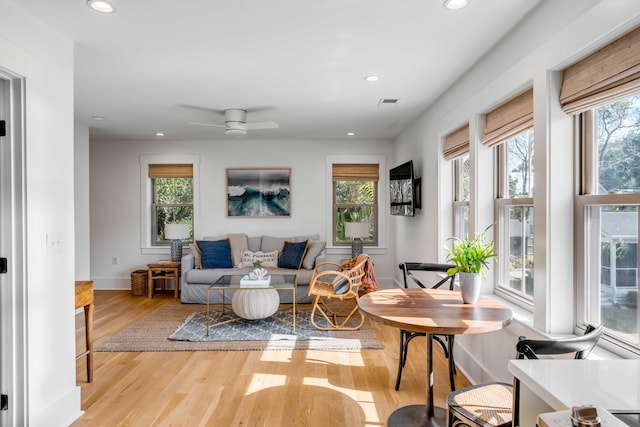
389 160 421 216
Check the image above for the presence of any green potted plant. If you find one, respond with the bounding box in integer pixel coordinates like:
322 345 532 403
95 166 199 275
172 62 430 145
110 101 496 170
444 227 497 304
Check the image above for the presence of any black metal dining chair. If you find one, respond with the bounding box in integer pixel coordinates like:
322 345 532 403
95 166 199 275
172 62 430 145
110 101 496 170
446 324 604 427
396 262 457 391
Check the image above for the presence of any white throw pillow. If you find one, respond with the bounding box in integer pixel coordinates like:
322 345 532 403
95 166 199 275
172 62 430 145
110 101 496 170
239 250 278 268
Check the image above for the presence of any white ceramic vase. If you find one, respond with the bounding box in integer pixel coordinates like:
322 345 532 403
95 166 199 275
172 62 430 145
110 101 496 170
232 289 280 320
458 272 482 304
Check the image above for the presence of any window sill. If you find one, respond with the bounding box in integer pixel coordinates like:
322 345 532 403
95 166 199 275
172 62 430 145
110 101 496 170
141 246 171 256
481 291 629 360
325 246 387 256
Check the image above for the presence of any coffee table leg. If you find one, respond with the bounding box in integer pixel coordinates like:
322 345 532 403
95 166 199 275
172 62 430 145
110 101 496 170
292 286 296 334
206 288 210 336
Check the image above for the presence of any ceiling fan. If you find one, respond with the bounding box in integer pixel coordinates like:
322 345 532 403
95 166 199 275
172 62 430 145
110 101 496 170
185 107 279 137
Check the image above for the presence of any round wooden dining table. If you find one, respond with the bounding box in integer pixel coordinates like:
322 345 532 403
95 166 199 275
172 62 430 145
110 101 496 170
358 288 513 427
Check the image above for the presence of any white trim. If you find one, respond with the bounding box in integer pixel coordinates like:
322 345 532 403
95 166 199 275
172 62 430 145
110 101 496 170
139 155 200 254
0 67 28 426
325 154 388 251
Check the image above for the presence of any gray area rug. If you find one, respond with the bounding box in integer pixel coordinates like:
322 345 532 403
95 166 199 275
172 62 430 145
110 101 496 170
96 300 383 352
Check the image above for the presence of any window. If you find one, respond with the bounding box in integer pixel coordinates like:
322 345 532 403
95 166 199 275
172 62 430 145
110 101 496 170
483 89 534 301
563 25 640 351
577 93 640 349
496 131 535 300
444 124 470 240
453 155 470 240
140 155 200 253
332 163 378 247
149 164 194 246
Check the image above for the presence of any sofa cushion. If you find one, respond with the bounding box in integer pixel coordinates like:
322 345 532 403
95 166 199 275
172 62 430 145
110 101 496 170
260 235 287 253
291 234 320 243
197 239 233 269
248 236 262 252
301 239 326 269
238 250 278 268
226 233 248 267
278 240 309 269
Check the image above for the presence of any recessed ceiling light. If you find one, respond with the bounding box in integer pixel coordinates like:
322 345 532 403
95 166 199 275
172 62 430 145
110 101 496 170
443 0 468 10
92 115 105 121
347 132 355 136
364 75 380 82
155 132 165 137
86 0 115 13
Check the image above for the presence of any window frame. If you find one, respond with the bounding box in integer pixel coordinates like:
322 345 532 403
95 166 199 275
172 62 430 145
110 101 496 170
576 105 640 355
150 175 194 247
494 135 535 305
332 178 379 247
325 154 387 254
140 155 200 255
452 155 470 240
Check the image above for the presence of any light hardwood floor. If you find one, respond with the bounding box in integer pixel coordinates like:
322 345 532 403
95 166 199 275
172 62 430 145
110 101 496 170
73 290 470 426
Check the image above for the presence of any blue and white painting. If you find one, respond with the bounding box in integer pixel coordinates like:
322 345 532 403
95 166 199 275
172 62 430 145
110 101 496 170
227 168 291 217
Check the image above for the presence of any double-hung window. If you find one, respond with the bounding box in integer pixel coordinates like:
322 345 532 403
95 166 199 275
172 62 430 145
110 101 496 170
484 89 535 301
562 26 640 349
444 124 470 239
148 163 194 246
332 163 379 247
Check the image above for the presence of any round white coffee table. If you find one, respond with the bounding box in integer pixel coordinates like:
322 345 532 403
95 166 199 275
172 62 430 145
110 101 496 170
232 288 280 320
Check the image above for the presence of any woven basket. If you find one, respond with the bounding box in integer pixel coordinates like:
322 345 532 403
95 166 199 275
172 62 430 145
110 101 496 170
130 270 148 296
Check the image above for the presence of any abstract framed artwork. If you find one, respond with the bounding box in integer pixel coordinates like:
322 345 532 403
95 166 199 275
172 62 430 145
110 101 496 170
226 168 291 217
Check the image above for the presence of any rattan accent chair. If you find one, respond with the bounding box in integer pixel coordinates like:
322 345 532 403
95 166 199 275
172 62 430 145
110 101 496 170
307 257 367 331
396 262 457 391
446 324 604 427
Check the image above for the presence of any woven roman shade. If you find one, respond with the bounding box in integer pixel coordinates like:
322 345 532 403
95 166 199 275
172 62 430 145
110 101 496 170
148 164 193 178
482 89 533 148
332 164 379 181
443 124 470 160
560 26 640 114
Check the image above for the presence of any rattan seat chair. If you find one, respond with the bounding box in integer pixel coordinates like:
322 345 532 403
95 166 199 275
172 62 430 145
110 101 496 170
396 262 457 391
446 324 604 427
307 257 367 331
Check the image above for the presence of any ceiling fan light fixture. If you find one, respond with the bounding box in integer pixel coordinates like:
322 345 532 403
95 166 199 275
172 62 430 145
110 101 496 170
86 0 115 13
443 0 467 10
225 128 247 137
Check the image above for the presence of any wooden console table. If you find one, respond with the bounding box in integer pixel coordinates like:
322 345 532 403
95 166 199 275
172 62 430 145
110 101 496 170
75 280 94 383
147 261 181 298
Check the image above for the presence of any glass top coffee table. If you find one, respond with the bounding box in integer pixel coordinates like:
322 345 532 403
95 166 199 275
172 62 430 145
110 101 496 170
206 273 297 335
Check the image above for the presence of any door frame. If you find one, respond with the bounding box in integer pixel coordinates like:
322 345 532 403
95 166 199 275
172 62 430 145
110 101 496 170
0 67 28 426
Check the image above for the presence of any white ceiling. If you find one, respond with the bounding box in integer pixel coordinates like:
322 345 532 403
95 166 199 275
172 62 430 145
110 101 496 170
21 0 541 141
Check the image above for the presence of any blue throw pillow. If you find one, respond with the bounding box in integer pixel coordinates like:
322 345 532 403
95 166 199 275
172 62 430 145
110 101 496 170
278 240 308 269
197 239 233 269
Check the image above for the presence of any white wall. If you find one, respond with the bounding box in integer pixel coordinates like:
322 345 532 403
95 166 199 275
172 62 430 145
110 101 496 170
90 138 396 290
0 1 81 425
393 0 640 384
75 124 91 280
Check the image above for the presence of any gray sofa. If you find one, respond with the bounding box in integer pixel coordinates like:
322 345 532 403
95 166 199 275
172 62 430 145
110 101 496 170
180 233 325 304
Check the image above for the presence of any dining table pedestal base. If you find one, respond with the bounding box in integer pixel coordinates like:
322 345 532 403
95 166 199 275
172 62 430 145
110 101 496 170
388 404 446 427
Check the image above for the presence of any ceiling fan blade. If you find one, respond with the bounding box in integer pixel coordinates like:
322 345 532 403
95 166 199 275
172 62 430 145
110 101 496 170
189 121 225 128
246 121 279 130
179 104 225 115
